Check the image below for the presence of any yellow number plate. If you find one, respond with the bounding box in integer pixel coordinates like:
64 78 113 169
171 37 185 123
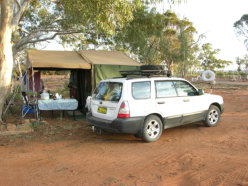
97 107 107 114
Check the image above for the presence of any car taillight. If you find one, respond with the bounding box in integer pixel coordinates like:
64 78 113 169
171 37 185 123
118 101 130 118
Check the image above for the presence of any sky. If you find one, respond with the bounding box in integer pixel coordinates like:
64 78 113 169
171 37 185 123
155 0 248 70
45 0 248 70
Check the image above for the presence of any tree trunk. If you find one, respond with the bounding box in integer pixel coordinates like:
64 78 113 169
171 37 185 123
0 0 14 123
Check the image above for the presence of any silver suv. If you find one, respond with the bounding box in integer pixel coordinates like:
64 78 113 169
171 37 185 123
86 74 224 142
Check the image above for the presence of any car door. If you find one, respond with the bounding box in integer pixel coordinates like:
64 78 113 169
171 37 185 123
155 80 183 128
128 80 156 117
173 80 209 124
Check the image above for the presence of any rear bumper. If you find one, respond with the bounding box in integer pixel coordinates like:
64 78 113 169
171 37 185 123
86 112 144 134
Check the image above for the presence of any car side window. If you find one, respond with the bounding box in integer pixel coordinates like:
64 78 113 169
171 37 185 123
155 81 177 98
132 81 151 99
173 81 198 96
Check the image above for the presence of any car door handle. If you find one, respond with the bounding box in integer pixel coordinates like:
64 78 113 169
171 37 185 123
183 99 190 102
157 101 165 104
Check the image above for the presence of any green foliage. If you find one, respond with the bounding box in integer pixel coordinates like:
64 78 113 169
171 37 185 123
171 17 197 77
115 7 199 77
55 88 62 95
30 121 41 131
58 0 134 34
63 79 70 92
41 71 69 75
115 6 165 64
236 57 244 72
227 70 235 76
8 85 21 102
198 43 232 71
15 0 147 52
234 14 248 49
159 10 181 70
236 54 248 72
14 0 182 52
215 71 225 78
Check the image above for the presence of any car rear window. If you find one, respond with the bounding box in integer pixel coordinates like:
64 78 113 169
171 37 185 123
93 82 122 101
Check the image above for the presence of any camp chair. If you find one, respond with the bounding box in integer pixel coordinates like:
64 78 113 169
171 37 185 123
21 92 38 119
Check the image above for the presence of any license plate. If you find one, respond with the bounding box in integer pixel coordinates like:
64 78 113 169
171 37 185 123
97 107 107 114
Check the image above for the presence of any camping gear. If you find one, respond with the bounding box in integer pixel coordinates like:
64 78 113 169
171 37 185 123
21 92 38 119
40 91 49 100
27 50 141 112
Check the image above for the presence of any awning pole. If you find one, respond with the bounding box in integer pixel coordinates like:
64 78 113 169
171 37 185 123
32 67 35 97
91 64 95 93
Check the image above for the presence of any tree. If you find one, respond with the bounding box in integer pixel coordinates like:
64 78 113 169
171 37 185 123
236 57 244 72
13 0 140 55
158 10 181 72
199 43 231 71
0 0 181 122
234 14 248 49
236 55 248 73
0 0 144 122
0 0 29 123
115 8 199 75
243 54 248 73
175 18 197 77
114 6 165 64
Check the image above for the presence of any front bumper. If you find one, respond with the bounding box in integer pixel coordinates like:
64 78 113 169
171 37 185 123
86 112 144 134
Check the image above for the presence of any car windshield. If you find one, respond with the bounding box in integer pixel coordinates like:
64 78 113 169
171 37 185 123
93 82 122 101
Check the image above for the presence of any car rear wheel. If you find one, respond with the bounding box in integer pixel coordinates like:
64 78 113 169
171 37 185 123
142 115 163 142
204 105 220 127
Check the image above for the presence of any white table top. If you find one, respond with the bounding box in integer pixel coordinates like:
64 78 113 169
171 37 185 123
38 99 78 110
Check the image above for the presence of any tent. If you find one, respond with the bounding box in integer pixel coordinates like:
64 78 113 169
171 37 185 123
27 50 141 110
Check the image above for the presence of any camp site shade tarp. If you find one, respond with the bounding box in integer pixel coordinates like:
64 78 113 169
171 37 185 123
28 50 91 69
94 65 140 86
78 50 141 66
78 50 141 87
27 50 141 111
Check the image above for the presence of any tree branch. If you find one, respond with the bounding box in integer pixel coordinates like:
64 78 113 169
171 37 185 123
14 0 21 11
27 31 83 44
13 30 83 54
20 28 85 45
12 0 30 30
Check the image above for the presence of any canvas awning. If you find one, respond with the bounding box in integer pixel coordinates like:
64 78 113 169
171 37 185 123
27 50 91 69
78 50 141 66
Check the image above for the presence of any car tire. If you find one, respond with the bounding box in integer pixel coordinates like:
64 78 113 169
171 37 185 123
134 131 142 138
204 105 221 127
142 115 163 142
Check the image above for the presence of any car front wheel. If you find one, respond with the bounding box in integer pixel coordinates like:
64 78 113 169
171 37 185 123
204 105 221 127
142 115 163 142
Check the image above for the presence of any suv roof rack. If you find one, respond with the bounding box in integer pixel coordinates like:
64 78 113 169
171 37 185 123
120 70 172 78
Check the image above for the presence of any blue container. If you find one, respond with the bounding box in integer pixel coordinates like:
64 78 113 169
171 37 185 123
22 104 34 114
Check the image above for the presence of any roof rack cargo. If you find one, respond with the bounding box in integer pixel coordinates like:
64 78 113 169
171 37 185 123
120 69 172 78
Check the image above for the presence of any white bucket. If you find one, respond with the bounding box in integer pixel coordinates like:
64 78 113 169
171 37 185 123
41 92 49 100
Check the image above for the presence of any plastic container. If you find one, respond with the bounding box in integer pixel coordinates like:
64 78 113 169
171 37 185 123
22 105 34 114
41 92 49 100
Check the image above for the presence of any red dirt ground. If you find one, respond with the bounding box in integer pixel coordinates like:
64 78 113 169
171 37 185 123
0 88 248 185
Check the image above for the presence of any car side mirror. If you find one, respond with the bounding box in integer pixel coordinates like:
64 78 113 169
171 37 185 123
198 89 204 95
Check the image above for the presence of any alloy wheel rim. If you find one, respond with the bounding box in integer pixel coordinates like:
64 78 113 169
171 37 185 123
146 120 160 138
208 109 219 125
